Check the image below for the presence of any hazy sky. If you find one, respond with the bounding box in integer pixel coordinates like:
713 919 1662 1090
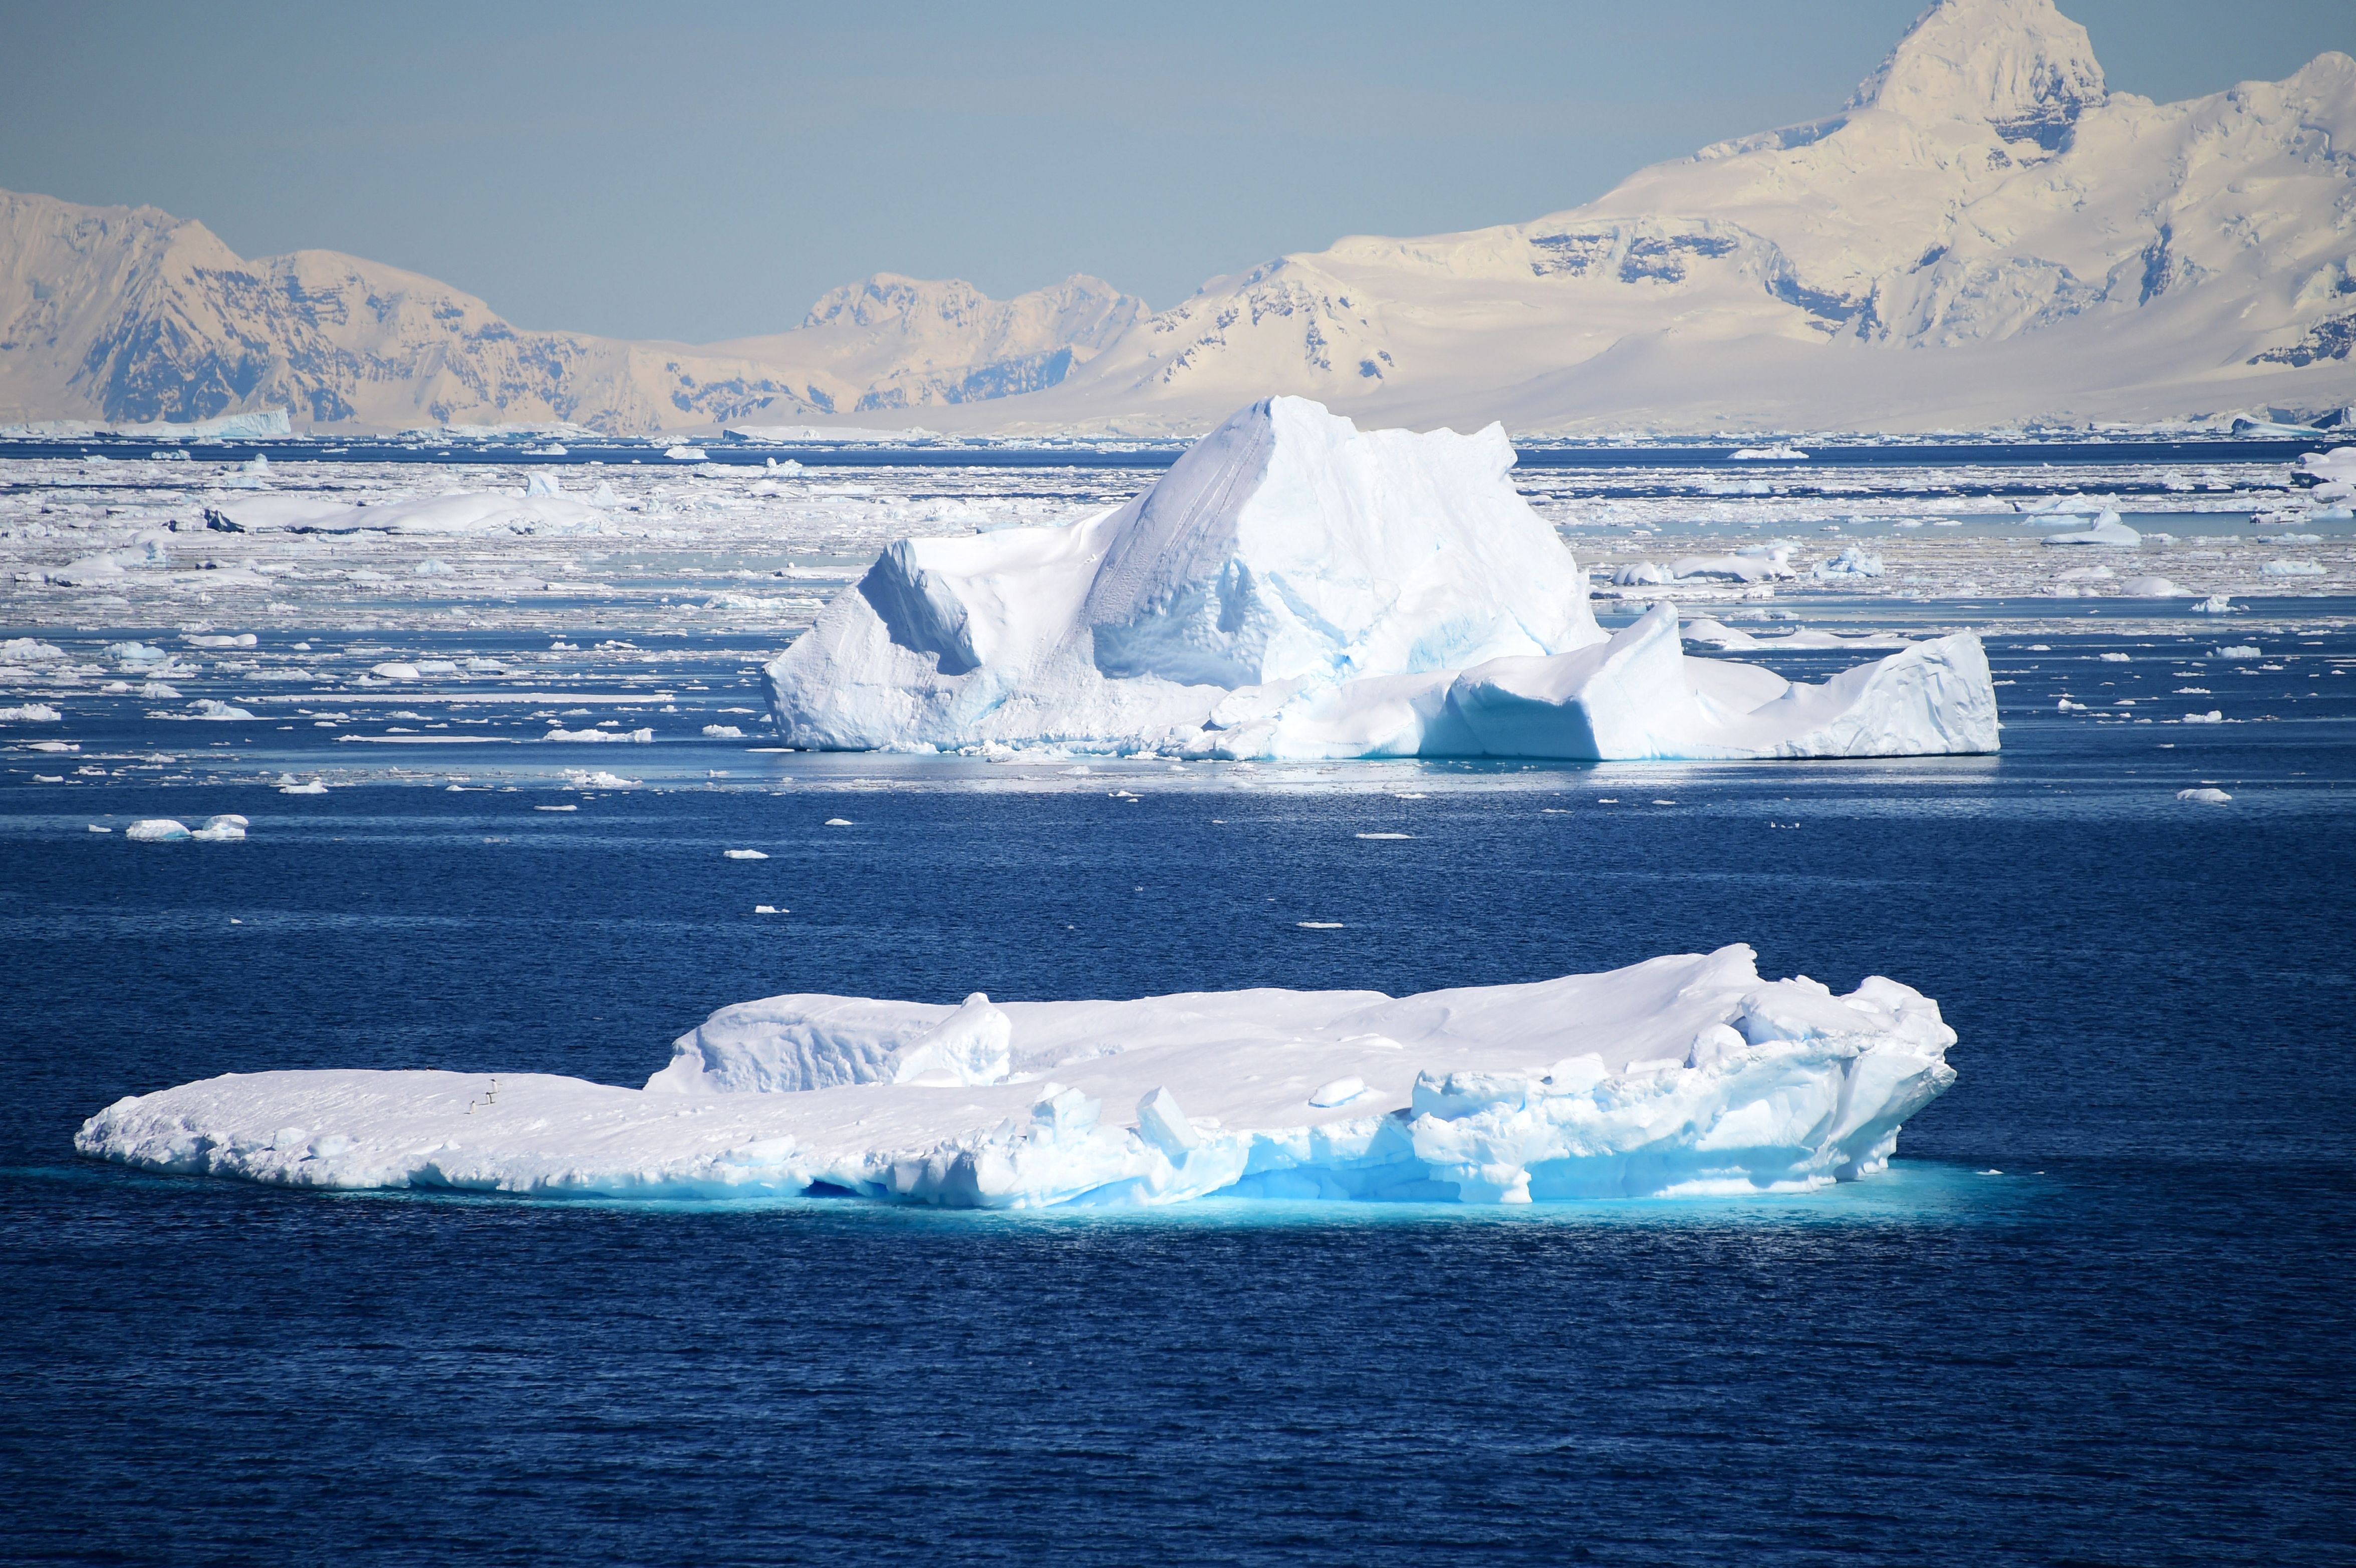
3 1 2347 343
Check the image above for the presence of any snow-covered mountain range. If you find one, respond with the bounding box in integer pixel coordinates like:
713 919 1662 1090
3 0 2350 435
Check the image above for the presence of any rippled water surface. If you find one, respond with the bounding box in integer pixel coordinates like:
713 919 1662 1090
6 609 2355 1563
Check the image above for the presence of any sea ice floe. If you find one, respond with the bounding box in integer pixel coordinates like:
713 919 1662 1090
76 943 1957 1208
765 398 1996 761
1811 546 1885 580
2177 788 2233 804
2042 511 2142 547
543 726 653 743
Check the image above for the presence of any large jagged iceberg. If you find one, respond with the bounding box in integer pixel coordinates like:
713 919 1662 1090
76 944 1956 1207
764 397 1998 759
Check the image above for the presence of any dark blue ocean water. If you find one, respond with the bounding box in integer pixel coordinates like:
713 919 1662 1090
5 633 2355 1564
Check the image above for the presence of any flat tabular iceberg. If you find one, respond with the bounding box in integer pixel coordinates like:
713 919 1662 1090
764 397 1997 760
77 944 1956 1208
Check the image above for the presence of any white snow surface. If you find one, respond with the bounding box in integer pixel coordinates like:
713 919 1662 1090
765 398 1998 761
76 943 1958 1207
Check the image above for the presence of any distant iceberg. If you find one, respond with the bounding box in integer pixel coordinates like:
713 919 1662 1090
76 943 1957 1207
765 397 1998 760
0 407 293 441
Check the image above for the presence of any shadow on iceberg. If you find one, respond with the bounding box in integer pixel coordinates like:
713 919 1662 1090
763 397 1997 760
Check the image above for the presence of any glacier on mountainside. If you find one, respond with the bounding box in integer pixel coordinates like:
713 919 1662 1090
5 4 2351 435
75 943 1958 1207
763 397 1999 760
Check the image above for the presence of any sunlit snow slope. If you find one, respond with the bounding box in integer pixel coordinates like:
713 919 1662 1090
1013 0 2356 432
2 0 2347 433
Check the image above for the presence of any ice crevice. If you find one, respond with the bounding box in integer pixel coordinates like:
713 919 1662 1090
76 944 1958 1208
763 396 2000 761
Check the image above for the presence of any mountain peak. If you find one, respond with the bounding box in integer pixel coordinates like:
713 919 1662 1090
1847 0 2107 146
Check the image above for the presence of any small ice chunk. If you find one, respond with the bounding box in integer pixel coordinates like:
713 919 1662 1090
824 817 853 827
724 849 769 860
2182 710 2224 724
702 724 746 738
892 994 1013 1087
2177 788 2232 804
125 819 190 842
2042 511 2141 547
371 662 422 680
1812 545 1884 579
0 703 61 722
1354 832 1412 840
1308 1076 1368 1109
543 727 654 743
191 814 247 842
1135 1087 1199 1157
1546 1055 1609 1092
87 824 112 833
1686 1023 1749 1069
278 779 330 795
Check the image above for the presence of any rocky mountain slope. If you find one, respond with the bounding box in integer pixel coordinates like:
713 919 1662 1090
2 0 2348 434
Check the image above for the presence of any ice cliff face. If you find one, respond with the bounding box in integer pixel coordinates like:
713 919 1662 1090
764 396 1999 760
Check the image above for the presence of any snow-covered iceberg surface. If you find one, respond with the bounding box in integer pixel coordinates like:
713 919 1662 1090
764 397 1997 760
76 945 1956 1208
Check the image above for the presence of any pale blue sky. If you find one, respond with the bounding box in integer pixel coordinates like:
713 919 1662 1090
3 1 2346 342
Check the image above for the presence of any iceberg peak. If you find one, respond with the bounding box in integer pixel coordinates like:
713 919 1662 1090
765 398 1998 762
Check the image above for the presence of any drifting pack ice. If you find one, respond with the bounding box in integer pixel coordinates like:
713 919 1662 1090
766 397 1997 760
77 944 1956 1207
